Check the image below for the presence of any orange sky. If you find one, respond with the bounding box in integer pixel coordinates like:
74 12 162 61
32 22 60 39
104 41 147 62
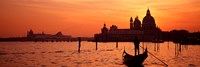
0 0 200 37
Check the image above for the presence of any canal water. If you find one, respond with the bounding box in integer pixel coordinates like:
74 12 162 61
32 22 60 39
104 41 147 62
0 42 199 67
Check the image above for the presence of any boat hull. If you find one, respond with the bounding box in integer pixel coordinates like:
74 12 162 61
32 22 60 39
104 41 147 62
122 49 148 67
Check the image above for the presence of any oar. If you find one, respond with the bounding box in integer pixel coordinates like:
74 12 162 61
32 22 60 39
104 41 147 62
122 46 126 59
139 45 168 66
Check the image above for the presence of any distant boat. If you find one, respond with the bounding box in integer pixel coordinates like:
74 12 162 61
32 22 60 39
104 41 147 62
122 48 148 67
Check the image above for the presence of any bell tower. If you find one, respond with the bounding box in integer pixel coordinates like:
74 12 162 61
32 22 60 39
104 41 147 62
130 17 134 30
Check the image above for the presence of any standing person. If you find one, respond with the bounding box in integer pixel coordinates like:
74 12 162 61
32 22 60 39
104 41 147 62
134 37 140 56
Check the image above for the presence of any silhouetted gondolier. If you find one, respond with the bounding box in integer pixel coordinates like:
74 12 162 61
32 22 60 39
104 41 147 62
134 37 140 56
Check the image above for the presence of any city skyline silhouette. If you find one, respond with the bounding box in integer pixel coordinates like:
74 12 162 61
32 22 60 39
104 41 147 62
1 0 200 38
1 1 200 67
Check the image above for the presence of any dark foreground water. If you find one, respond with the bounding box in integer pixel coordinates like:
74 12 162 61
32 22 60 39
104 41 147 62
0 42 200 67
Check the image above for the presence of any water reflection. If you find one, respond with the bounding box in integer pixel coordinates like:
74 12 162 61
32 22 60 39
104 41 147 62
174 43 189 56
0 42 199 67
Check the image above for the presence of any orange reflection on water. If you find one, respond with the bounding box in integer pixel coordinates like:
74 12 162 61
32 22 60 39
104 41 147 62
0 42 200 67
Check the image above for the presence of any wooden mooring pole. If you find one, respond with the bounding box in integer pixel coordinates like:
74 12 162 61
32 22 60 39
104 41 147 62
95 37 98 50
78 37 81 53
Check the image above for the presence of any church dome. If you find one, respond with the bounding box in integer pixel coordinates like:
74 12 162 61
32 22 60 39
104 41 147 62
142 9 156 30
142 16 155 25
134 16 141 30
102 24 108 30
101 23 108 34
134 16 141 25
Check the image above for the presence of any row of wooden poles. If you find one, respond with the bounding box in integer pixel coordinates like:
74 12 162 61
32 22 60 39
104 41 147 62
77 37 168 66
77 37 119 53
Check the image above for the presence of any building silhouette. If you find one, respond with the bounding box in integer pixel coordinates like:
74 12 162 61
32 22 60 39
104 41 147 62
27 29 72 41
95 9 162 42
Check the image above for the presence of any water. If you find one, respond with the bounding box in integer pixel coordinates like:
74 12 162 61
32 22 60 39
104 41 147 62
0 42 200 67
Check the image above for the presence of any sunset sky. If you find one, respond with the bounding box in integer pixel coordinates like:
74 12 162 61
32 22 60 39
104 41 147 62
0 0 200 37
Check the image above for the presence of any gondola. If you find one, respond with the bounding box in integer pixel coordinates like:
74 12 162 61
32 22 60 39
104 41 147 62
122 48 148 67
